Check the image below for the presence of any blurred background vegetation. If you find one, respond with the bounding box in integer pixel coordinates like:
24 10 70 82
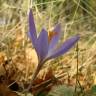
0 0 96 96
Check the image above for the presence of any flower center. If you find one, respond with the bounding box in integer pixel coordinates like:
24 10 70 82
48 31 58 42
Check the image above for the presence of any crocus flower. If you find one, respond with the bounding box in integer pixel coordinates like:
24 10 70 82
28 9 79 64
27 9 80 88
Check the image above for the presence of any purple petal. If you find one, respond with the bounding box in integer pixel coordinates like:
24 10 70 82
36 28 49 62
48 24 61 52
28 8 37 46
53 23 61 33
47 35 80 60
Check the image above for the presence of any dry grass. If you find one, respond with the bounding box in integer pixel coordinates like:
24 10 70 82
0 0 96 95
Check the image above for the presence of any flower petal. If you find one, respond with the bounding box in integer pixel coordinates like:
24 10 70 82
48 24 61 52
47 35 80 60
28 8 37 46
36 28 49 62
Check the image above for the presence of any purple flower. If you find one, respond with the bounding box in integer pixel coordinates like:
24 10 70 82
27 9 80 89
28 9 80 64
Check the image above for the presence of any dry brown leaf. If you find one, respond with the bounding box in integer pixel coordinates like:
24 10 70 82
0 83 18 96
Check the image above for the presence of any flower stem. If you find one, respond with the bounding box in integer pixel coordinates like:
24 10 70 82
26 60 46 91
